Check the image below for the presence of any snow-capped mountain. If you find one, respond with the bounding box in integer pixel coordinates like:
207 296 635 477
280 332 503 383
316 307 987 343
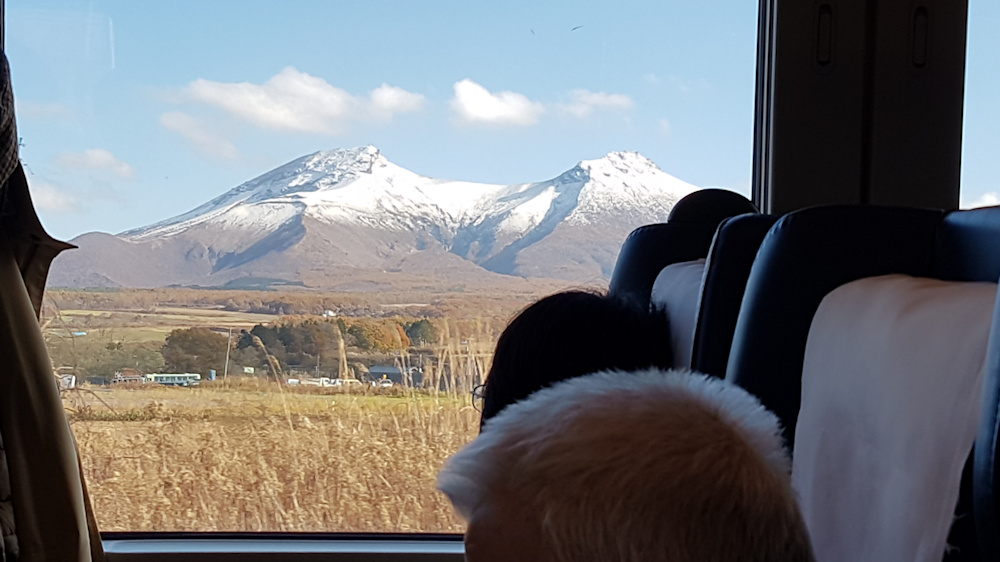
49 146 699 289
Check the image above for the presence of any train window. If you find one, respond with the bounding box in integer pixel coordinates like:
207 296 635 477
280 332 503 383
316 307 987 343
10 0 757 533
961 1 1000 209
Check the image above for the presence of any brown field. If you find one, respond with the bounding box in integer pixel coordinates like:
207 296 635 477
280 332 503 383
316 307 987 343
50 307 280 343
66 380 479 533
47 286 561 533
41 286 562 349
44 284 585 325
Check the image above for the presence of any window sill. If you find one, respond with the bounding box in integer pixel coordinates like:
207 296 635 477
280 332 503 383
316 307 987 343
102 533 465 562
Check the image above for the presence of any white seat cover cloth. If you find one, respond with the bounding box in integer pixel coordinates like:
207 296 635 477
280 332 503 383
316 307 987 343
792 274 997 562
650 259 707 370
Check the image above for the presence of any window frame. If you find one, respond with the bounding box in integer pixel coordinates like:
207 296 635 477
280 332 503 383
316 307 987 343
753 0 968 214
101 533 465 561
3 0 975 558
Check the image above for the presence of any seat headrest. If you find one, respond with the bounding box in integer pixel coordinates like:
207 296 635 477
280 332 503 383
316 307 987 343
936 206 1000 282
609 223 718 310
609 190 757 310
667 189 758 224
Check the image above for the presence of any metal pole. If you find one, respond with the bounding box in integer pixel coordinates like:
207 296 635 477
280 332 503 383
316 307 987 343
222 327 231 379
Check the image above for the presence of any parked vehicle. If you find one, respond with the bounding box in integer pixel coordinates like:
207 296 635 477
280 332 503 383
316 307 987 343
144 373 202 387
330 379 363 387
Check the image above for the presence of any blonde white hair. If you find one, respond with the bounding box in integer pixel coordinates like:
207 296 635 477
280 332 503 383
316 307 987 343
438 368 815 561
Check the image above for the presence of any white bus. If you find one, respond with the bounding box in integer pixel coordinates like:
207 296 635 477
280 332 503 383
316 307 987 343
144 373 202 387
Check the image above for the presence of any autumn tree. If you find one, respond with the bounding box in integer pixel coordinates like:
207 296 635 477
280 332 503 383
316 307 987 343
344 320 409 352
162 328 229 375
234 321 342 372
46 335 165 383
404 319 438 346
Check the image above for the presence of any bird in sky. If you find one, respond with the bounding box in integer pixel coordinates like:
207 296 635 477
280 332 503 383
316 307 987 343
571 25 583 31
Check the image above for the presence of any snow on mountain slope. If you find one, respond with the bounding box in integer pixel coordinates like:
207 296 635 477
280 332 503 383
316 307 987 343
569 151 698 223
54 146 704 287
124 146 506 240
124 146 697 245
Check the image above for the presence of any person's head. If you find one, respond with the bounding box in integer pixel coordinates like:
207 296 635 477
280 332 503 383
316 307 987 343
440 368 815 562
480 290 672 425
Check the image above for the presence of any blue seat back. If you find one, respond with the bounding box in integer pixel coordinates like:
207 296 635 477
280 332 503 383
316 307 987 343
609 189 757 309
722 204 1000 562
690 213 778 378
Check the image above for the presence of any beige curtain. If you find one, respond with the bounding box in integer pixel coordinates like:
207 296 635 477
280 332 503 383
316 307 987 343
0 50 104 562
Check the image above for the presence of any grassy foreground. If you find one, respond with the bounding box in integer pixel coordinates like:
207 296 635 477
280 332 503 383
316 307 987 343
66 380 479 533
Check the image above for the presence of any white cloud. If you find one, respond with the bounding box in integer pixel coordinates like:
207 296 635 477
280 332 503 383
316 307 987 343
659 118 671 136
30 179 78 213
450 79 544 126
369 84 426 118
159 112 241 160
559 89 633 118
180 67 425 134
54 149 134 179
962 191 1000 209
449 81 632 125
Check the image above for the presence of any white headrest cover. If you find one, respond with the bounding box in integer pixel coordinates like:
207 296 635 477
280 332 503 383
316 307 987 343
792 274 997 562
651 259 707 369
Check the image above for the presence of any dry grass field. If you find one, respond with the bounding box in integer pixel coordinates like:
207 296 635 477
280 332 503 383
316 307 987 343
45 285 579 326
45 286 554 533
66 380 479 533
48 307 280 343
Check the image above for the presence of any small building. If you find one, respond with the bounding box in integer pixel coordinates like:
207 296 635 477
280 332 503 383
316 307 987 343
113 368 144 384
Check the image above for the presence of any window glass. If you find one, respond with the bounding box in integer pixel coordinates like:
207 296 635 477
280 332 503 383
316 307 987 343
10 0 758 532
961 1 1000 209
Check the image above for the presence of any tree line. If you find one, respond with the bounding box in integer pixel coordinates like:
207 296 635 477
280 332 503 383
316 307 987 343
46 317 440 383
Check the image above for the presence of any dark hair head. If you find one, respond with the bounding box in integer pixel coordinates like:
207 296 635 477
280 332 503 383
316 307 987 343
480 290 673 426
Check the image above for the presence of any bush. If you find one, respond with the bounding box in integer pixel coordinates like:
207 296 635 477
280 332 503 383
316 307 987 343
404 319 437 346
162 328 229 376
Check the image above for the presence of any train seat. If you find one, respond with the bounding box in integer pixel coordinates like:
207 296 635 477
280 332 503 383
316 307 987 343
646 213 778 372
727 206 946 441
609 189 764 371
725 204 1000 561
688 213 778 377
608 189 757 311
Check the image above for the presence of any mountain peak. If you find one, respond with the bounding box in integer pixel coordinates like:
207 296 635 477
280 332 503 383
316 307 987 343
578 150 661 178
265 145 387 196
562 150 698 225
303 145 383 175
62 148 711 287
121 145 386 239
123 147 698 244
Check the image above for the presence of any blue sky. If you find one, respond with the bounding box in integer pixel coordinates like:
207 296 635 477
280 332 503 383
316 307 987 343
5 1 998 241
